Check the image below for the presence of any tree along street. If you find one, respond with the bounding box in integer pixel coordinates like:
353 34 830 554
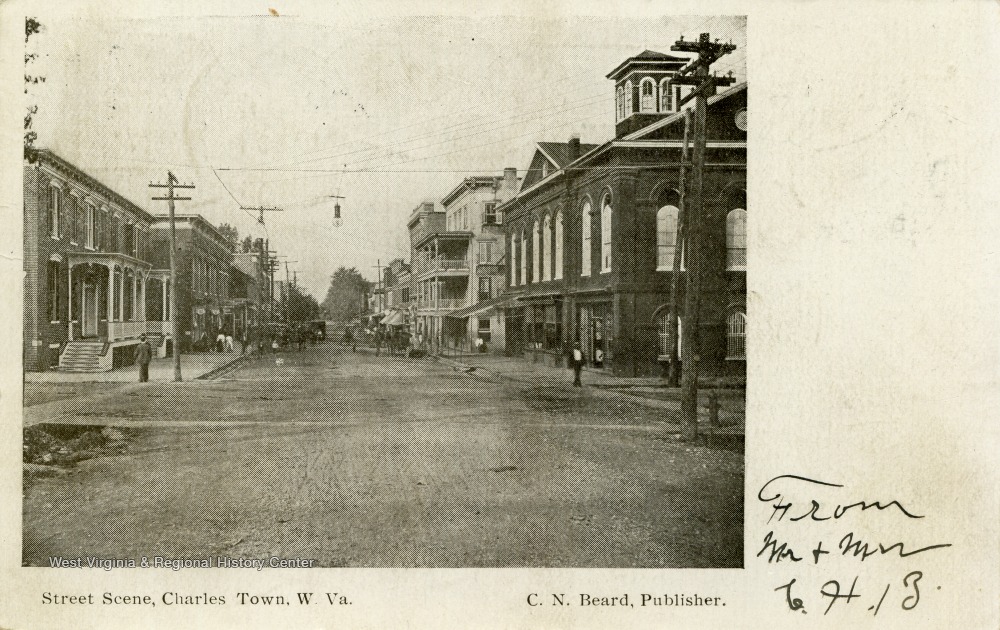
23 343 742 568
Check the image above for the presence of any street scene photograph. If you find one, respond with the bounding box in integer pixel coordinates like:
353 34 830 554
21 11 746 568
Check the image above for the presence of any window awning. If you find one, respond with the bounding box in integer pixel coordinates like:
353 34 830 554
445 295 513 319
380 309 406 326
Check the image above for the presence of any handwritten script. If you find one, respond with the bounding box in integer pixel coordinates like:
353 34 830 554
757 474 951 617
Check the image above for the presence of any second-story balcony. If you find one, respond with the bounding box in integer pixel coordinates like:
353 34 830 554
416 256 470 279
416 296 469 311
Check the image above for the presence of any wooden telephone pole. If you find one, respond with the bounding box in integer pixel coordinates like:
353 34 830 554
150 172 194 382
670 33 737 440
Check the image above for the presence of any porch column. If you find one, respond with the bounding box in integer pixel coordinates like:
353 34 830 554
131 268 138 321
139 272 147 321
107 264 115 322
118 268 124 321
67 262 74 341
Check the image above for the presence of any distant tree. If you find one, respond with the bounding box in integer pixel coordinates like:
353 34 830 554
216 223 239 251
288 285 321 323
240 235 254 253
24 17 44 163
322 267 368 323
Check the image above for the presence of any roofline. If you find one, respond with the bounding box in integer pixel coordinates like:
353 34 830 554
441 175 500 207
623 81 747 141
31 149 156 224
151 213 234 251
606 56 688 81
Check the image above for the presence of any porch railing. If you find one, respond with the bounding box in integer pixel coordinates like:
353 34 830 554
107 320 145 341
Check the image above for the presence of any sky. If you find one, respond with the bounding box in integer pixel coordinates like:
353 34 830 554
26 9 746 300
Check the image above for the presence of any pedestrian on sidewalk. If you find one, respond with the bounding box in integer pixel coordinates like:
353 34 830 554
570 341 584 387
134 334 153 383
225 332 235 352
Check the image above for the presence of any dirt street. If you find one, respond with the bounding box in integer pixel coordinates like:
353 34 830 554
23 343 743 568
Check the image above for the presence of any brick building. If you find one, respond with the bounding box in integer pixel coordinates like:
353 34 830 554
148 214 234 352
23 150 168 372
498 51 747 379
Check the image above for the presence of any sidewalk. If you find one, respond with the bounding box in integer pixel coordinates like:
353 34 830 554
432 350 745 436
24 345 248 384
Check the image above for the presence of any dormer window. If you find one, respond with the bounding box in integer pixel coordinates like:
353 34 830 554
659 78 673 112
640 78 656 112
624 80 633 116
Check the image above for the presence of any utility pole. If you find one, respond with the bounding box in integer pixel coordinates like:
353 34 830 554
284 260 297 323
150 172 194 382
241 205 283 226
670 32 737 441
666 109 693 387
372 259 383 315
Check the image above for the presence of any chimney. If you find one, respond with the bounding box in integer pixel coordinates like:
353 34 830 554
568 133 581 162
503 167 518 193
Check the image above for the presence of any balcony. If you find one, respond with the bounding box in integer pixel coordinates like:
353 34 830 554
416 297 468 311
417 257 470 279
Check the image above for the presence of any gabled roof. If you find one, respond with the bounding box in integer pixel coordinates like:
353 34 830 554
606 49 689 80
537 141 600 169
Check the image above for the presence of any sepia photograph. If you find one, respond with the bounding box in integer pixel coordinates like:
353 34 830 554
20 12 746 569
4 2 998 629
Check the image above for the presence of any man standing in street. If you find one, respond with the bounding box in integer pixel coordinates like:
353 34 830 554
571 341 584 387
134 334 153 383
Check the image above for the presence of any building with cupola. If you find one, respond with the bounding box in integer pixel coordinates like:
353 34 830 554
497 49 747 380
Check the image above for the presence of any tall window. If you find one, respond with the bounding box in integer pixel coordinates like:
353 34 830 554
554 211 564 280
640 78 655 112
532 219 540 283
48 186 60 238
542 215 552 281
478 241 492 264
600 195 612 273
47 261 61 322
726 208 747 270
478 277 491 301
657 205 680 270
624 81 633 116
659 78 672 112
510 233 517 286
484 201 498 225
727 311 746 360
616 86 624 121
520 230 527 285
656 312 682 359
67 194 78 243
86 204 96 248
581 201 592 277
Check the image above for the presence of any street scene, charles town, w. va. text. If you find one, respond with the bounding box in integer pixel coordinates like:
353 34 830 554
22 14 746 568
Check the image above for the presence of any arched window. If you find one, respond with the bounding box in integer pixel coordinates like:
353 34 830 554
581 201 592 277
616 86 624 121
640 78 655 112
727 311 746 360
510 232 517 286
656 311 682 360
624 81 633 117
600 195 612 273
662 78 675 112
554 211 564 280
520 230 528 285
532 219 540 283
657 205 680 270
542 215 552 281
726 208 747 270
